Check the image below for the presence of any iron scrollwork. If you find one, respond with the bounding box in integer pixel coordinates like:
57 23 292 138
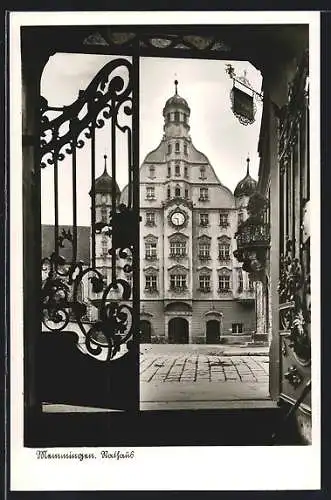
278 240 311 366
40 58 136 361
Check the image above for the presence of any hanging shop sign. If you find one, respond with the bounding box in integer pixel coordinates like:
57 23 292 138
231 86 255 125
225 64 262 126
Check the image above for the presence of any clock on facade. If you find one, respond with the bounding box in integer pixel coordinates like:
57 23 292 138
171 211 186 227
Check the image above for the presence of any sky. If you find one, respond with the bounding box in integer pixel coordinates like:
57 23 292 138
40 53 262 226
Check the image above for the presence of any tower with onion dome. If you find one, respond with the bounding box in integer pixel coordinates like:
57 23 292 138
234 156 257 226
91 154 121 277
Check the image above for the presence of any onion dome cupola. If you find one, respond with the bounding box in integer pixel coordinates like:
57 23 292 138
93 154 121 197
163 80 191 137
234 157 257 198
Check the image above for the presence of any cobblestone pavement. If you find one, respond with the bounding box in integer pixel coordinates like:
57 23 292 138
140 354 269 383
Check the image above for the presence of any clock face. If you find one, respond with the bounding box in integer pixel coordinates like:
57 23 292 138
171 211 186 227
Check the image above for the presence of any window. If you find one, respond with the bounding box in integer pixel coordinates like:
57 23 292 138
145 242 157 260
167 144 172 155
218 275 230 291
219 212 229 227
101 206 108 223
146 186 155 200
149 165 155 178
174 111 180 122
170 241 187 257
218 243 230 261
248 276 255 290
167 187 171 199
185 188 189 199
175 163 180 176
238 271 243 292
184 165 188 178
102 267 108 279
199 213 209 226
170 274 187 290
183 114 187 124
167 112 171 122
175 186 181 197
167 165 171 177
232 323 243 334
175 142 180 153
145 275 157 292
199 274 211 292
238 212 244 225
126 274 133 287
199 187 209 201
101 237 108 257
200 166 207 179
146 212 155 226
199 242 210 260
184 143 188 155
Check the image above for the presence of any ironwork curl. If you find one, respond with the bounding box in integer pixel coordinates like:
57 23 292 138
40 58 132 167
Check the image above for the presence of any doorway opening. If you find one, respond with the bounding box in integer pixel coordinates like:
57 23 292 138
206 320 220 344
168 317 189 344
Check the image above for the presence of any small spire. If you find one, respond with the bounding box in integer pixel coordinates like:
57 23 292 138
103 154 108 174
174 79 178 95
246 156 250 176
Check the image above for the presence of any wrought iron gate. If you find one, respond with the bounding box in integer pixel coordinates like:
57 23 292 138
38 56 139 410
278 51 311 415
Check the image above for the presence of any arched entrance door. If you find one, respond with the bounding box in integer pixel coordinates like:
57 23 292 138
206 320 220 344
139 320 152 343
168 318 189 344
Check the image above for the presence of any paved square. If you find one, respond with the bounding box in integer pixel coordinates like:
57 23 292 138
140 345 270 410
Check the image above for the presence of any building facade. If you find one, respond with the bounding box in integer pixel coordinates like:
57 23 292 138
41 84 258 345
120 81 257 344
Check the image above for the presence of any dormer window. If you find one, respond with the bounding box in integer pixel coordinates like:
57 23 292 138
175 186 181 197
175 163 180 176
199 187 209 201
175 142 180 153
200 166 207 179
146 186 155 200
168 144 172 155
